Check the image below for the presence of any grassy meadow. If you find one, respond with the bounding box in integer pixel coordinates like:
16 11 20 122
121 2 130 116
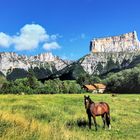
0 94 140 140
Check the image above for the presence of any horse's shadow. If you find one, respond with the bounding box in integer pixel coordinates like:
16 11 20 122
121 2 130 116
66 118 93 129
66 118 101 129
77 119 88 127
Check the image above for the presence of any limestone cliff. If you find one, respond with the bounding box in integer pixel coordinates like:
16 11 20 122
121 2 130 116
0 52 69 76
80 52 140 75
90 31 140 53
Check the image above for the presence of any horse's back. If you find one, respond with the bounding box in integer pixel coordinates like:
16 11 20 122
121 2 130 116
99 102 110 110
90 102 110 116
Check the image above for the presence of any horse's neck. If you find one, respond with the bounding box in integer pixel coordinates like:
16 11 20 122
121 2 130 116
86 102 94 115
87 100 94 109
89 99 94 105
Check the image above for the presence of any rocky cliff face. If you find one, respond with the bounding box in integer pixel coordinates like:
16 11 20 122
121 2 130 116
80 52 140 75
46 51 140 81
90 31 140 53
0 52 69 76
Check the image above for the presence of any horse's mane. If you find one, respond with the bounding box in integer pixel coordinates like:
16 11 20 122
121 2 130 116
88 97 94 104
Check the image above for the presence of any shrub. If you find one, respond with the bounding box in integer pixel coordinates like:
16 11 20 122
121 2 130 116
104 66 140 93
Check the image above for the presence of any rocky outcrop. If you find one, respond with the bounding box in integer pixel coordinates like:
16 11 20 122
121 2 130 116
0 52 70 76
90 31 140 53
80 52 140 75
46 51 140 80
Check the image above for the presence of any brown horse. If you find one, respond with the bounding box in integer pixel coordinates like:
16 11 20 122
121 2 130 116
84 95 111 131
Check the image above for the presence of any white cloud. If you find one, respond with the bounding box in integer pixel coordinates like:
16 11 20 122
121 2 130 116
43 42 61 50
13 24 49 50
0 24 61 51
0 32 12 48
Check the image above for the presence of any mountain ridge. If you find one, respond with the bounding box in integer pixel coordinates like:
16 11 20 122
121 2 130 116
1 31 140 80
1 51 140 80
0 52 71 76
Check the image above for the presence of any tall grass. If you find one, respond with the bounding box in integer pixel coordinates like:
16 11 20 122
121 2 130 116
0 94 140 140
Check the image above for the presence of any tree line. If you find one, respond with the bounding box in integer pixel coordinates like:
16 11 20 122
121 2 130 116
104 65 140 93
1 65 140 94
0 69 84 94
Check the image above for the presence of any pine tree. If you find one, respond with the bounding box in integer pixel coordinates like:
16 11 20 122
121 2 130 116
27 68 38 89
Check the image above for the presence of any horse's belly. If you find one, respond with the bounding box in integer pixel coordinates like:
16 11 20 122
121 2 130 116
93 106 107 115
97 106 103 114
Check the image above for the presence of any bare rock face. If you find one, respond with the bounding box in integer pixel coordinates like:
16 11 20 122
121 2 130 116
29 53 57 62
0 52 69 76
80 52 140 75
28 52 69 71
0 52 30 75
90 31 140 53
80 31 140 75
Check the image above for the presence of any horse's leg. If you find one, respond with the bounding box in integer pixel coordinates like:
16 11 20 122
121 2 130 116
93 116 97 131
88 114 91 129
106 112 111 130
101 114 106 129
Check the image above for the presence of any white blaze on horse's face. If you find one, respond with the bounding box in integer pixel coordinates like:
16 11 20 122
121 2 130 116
86 99 89 103
84 96 90 109
85 99 90 109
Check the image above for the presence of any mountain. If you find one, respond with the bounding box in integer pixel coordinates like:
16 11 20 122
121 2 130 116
80 52 140 75
80 31 140 75
0 52 71 80
90 31 140 53
45 51 140 80
1 31 140 81
43 62 86 81
1 51 140 81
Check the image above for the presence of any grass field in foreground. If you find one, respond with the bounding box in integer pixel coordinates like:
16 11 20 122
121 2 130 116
0 94 140 140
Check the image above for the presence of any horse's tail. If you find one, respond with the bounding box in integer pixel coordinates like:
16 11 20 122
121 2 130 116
106 112 111 130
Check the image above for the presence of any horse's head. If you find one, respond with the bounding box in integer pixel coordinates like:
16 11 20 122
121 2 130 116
84 95 92 109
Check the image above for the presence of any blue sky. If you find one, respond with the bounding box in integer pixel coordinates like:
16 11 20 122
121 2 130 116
0 0 140 60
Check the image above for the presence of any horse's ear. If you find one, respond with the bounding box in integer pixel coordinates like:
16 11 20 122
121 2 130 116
84 95 86 98
87 95 90 98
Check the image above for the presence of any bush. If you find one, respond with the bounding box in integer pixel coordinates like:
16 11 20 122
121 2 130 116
77 74 101 86
0 75 7 89
44 79 82 94
104 66 140 93
0 77 41 94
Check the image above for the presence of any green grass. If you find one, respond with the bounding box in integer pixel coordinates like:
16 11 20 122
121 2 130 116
0 94 140 140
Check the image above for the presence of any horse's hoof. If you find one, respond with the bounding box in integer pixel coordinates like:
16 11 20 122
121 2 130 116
109 125 111 130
